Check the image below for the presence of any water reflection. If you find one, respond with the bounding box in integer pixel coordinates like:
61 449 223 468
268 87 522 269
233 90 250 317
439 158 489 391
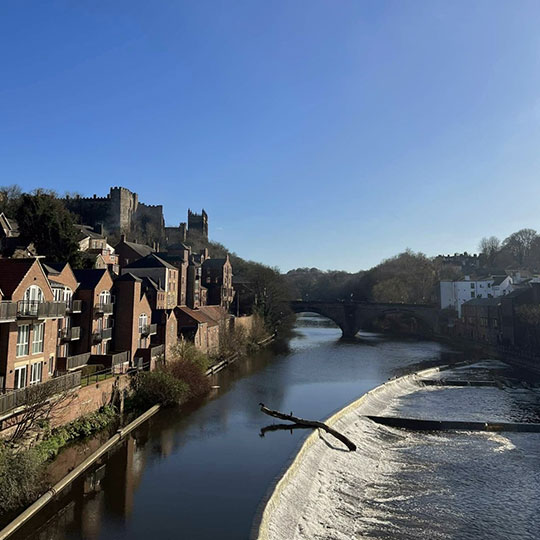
14 319 465 540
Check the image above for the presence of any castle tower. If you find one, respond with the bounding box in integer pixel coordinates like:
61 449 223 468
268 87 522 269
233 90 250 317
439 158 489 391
110 187 139 233
187 209 208 239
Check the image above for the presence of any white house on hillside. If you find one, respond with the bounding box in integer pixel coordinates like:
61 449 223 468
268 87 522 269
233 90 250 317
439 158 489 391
440 275 513 316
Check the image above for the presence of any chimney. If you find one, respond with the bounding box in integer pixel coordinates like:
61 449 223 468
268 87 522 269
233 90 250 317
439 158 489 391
96 223 104 236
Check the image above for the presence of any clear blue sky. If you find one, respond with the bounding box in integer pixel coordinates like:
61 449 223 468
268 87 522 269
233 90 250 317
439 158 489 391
2 1 540 272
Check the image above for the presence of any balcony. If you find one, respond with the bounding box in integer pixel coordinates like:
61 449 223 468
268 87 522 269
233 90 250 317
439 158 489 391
17 301 66 319
94 302 114 315
139 323 157 336
59 326 81 341
150 344 164 358
67 299 82 313
0 301 17 323
92 327 113 342
56 352 91 372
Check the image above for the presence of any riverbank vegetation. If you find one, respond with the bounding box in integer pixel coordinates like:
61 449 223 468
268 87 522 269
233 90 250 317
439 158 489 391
286 227 540 306
0 405 117 514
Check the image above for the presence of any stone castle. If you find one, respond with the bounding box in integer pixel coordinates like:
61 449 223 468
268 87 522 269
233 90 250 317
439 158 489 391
65 187 208 246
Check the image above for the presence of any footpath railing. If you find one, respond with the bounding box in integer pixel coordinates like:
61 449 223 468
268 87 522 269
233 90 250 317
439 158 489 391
0 372 82 417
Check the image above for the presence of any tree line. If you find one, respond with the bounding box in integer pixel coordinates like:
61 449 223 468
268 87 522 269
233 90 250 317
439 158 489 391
286 227 540 306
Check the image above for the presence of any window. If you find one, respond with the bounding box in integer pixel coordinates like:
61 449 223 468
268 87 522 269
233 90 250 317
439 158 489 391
470 292 475 298
139 313 148 334
64 288 73 306
32 323 44 354
53 288 63 302
30 362 43 385
470 283 475 289
24 285 44 303
99 290 111 306
16 325 30 357
14 366 27 389
21 285 44 316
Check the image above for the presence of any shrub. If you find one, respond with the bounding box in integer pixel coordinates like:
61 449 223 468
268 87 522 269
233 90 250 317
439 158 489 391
130 371 189 408
0 445 44 514
166 341 211 397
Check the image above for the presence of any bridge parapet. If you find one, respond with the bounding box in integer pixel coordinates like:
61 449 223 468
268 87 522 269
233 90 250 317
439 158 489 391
291 300 439 338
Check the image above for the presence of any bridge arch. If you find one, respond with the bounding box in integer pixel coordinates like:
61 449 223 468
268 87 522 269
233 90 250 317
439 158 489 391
290 301 438 338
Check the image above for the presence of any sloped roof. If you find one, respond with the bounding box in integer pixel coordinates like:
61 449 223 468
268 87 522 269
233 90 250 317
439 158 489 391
198 305 228 323
175 306 219 326
202 257 228 269
73 268 109 290
124 253 177 270
75 225 105 241
0 258 36 298
117 239 154 258
115 272 142 283
491 275 508 286
463 297 501 307
141 276 164 291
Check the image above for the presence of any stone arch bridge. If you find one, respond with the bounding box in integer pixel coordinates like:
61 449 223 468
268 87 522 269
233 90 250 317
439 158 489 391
291 300 439 338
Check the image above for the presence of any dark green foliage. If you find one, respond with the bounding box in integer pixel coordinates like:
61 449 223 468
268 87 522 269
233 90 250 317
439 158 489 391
166 341 211 397
16 190 81 265
0 406 117 514
130 371 189 408
33 405 117 462
0 445 44 513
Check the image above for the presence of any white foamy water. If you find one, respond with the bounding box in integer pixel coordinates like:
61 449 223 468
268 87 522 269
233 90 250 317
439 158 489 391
258 363 540 540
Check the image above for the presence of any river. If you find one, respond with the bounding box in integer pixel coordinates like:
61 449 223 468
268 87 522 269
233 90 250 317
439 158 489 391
10 315 538 539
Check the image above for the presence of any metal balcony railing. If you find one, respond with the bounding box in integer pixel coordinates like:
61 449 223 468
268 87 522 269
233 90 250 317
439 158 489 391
150 344 164 358
17 301 66 319
140 323 157 336
0 301 17 322
66 352 91 370
94 302 114 315
59 326 81 341
92 327 113 341
67 299 82 313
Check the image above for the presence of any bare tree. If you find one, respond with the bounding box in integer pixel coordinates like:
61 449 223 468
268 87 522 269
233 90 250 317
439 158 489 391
8 384 77 445
503 228 538 265
478 236 501 266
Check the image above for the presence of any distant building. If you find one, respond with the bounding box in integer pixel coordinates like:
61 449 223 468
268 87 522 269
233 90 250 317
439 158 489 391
457 297 501 345
0 213 37 258
122 253 179 310
64 186 165 242
434 252 481 274
164 209 209 247
440 275 513 316
500 282 540 349
114 235 155 268
76 224 119 274
202 255 235 309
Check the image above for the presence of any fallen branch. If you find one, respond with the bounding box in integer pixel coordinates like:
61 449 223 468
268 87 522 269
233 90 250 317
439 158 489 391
258 403 356 451
259 423 312 437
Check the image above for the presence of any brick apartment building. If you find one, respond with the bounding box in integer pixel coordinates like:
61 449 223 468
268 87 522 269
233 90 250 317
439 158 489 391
113 273 157 366
72 269 115 356
0 258 66 389
202 255 235 309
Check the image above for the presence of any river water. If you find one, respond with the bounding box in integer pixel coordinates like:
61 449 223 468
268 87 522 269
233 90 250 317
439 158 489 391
11 316 540 539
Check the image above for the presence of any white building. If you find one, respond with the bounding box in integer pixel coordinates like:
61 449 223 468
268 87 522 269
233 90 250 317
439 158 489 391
440 275 513 316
